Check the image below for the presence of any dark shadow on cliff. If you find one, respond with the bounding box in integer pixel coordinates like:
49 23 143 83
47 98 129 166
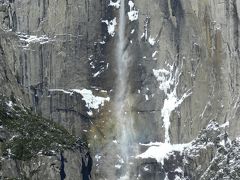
81 152 93 180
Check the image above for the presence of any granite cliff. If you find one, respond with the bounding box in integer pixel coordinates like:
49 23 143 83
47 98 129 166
0 0 240 179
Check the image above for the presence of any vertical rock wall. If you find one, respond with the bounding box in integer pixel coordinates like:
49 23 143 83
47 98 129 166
1 0 240 179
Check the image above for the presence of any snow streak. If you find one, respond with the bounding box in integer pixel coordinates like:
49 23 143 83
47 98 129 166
153 64 191 143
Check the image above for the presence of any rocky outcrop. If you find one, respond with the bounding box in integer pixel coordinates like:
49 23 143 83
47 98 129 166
1 150 82 180
134 121 240 180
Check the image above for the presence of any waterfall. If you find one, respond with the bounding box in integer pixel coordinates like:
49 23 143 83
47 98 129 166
113 0 135 177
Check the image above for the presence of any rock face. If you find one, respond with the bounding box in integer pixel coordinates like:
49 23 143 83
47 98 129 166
134 121 239 180
1 150 82 180
1 0 240 179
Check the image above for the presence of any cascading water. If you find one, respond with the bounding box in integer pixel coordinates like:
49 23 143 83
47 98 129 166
113 0 136 178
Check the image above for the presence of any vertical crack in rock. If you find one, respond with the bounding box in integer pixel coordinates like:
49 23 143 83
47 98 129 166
232 0 239 55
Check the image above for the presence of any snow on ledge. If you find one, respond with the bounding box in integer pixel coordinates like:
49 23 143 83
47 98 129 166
17 33 52 47
72 89 110 109
6 101 13 108
128 1 138 21
118 175 129 180
148 36 156 46
220 121 229 128
48 89 73 95
102 18 117 37
136 142 190 164
49 89 110 116
109 0 120 8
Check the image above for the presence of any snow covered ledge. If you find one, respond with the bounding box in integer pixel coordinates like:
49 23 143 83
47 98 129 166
136 142 190 164
48 88 110 116
136 120 230 165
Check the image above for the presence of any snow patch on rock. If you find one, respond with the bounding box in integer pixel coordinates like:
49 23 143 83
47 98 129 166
109 0 120 8
6 101 13 108
152 51 158 58
153 64 191 143
102 18 117 37
48 89 73 95
128 1 138 21
73 89 110 115
136 142 190 164
18 33 52 47
49 89 110 116
148 36 156 46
